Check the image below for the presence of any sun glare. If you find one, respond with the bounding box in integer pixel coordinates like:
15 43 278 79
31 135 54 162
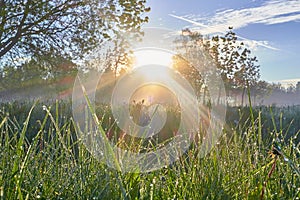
133 49 174 67
132 49 174 81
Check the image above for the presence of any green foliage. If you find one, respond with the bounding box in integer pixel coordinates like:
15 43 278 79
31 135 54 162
174 28 261 105
0 100 300 199
0 56 77 91
173 29 211 99
0 0 150 65
226 105 300 143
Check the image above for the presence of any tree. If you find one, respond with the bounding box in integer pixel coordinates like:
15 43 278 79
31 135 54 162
0 0 150 66
296 81 300 95
173 29 211 101
0 64 24 90
172 28 260 106
207 28 260 106
286 84 296 94
105 34 133 85
250 80 271 106
0 55 76 90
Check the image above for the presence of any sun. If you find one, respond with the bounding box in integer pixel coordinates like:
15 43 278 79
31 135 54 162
131 48 174 81
133 48 174 67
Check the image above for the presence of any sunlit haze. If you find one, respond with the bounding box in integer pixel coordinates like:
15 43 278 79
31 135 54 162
133 49 173 68
132 49 174 81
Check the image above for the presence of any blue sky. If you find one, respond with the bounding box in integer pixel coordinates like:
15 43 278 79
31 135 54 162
145 0 300 86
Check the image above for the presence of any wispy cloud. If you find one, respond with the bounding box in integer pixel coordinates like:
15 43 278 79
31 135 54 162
169 0 300 50
197 0 300 32
169 13 279 51
259 13 300 25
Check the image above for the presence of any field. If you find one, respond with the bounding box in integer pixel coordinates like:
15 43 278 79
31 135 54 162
0 100 300 199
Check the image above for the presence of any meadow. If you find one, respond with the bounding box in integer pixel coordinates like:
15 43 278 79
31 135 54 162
0 100 299 199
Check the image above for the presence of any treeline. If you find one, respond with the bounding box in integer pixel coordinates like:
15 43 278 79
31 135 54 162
0 0 150 101
231 81 300 106
172 28 300 106
0 57 77 102
1 25 299 105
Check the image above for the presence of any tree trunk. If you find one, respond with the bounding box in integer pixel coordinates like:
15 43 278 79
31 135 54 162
217 84 222 105
203 86 207 104
241 86 246 106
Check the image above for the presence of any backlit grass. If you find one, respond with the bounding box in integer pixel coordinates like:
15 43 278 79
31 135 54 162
0 101 299 199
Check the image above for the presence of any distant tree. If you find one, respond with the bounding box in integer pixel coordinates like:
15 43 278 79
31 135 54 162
286 84 296 94
173 28 260 106
296 81 300 95
251 80 272 105
0 59 47 94
0 64 24 90
0 0 150 66
173 29 212 101
0 56 76 91
207 27 260 105
270 83 285 94
235 48 260 105
105 34 133 85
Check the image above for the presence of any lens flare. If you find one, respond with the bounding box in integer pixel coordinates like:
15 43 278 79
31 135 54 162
72 27 227 173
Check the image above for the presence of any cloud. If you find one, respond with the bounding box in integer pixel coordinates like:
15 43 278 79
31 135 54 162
200 0 300 32
169 0 300 50
258 13 300 25
169 14 279 50
238 40 274 51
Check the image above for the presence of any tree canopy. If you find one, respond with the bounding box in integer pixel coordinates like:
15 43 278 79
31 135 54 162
0 0 150 66
173 28 261 105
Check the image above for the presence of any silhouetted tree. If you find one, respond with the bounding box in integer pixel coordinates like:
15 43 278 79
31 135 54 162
173 28 260 106
206 27 260 105
0 0 150 66
296 81 300 95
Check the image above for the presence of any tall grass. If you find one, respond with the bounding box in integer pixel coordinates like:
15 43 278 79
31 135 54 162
0 100 299 199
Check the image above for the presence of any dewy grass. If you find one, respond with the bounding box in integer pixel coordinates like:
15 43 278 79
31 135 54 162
77 77 129 199
0 100 300 199
77 76 122 172
13 101 37 200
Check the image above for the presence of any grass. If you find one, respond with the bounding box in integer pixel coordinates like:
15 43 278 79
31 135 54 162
0 100 300 199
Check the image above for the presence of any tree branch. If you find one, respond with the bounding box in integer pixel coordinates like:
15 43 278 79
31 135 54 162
0 0 31 57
